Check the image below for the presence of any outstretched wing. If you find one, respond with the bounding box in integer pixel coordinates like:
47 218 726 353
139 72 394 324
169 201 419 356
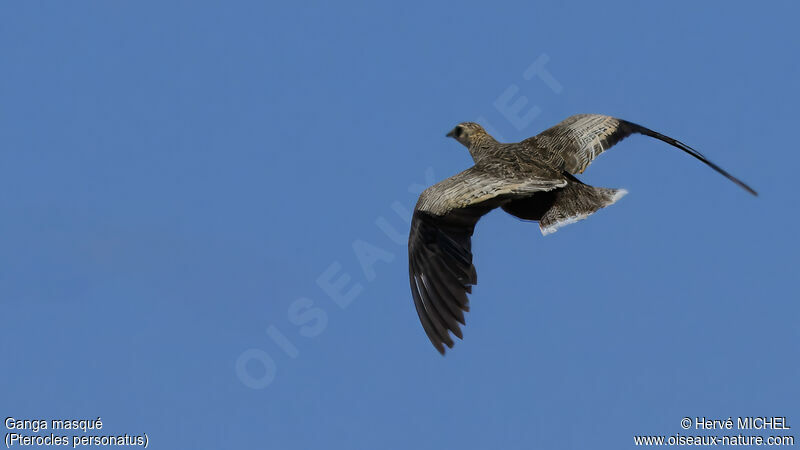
409 167 565 354
530 114 757 195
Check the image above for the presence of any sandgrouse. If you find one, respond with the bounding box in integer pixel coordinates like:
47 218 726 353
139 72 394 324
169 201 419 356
408 114 756 354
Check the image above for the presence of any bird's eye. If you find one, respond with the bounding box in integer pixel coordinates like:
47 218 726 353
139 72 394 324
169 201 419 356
454 126 463 138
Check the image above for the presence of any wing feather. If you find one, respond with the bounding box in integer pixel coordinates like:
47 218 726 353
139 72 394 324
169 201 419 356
530 114 757 195
408 167 564 354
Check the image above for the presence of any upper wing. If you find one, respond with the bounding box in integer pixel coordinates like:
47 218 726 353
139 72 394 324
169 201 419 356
409 167 565 354
529 114 757 195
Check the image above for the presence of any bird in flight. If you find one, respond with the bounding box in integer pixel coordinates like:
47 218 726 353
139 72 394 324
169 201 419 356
408 114 757 354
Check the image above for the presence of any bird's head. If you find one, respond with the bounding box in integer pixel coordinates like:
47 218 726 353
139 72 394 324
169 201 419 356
446 122 488 148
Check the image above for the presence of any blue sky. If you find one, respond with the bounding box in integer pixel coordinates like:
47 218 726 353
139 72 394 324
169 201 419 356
1 1 798 449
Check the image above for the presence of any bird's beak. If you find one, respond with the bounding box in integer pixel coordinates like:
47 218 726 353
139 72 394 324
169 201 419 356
446 129 455 138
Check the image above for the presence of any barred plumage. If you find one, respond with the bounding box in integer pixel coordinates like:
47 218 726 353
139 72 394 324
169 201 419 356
410 114 757 354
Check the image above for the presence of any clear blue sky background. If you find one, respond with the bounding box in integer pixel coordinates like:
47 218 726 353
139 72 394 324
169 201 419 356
2 2 798 449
